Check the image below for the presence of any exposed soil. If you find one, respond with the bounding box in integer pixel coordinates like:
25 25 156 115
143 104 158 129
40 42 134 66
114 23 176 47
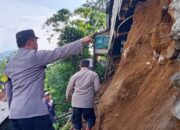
95 0 180 130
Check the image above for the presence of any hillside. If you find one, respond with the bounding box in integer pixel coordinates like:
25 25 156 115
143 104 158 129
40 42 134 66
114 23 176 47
0 51 13 62
95 0 180 130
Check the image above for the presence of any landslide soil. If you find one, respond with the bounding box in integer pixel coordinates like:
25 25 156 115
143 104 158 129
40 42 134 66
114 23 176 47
95 0 180 130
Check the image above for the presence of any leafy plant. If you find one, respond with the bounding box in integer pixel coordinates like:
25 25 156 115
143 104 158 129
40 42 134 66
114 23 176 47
61 122 71 130
0 59 8 91
43 0 106 127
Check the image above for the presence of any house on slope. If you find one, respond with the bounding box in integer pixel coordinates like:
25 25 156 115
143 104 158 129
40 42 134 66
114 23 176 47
93 0 147 79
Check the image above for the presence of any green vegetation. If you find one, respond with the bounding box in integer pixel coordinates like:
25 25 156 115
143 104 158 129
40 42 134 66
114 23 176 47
60 122 71 130
43 0 107 129
0 60 7 92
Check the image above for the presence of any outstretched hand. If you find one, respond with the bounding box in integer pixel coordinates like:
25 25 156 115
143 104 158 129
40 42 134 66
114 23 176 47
81 36 93 44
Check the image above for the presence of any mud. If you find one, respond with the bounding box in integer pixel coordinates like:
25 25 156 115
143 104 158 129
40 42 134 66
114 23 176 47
95 0 180 130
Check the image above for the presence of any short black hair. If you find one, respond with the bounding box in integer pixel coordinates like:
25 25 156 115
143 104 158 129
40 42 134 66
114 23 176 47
16 37 28 48
80 59 90 67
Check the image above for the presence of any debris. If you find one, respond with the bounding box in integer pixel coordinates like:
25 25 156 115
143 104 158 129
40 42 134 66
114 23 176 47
115 114 119 118
171 19 180 41
171 99 180 119
169 1 180 59
158 55 165 64
171 72 180 89
166 41 177 59
122 48 130 59
153 50 160 59
95 0 179 129
145 62 151 65
169 0 180 20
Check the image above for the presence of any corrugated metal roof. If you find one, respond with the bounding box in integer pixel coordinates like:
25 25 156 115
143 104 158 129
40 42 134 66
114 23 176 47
0 101 9 125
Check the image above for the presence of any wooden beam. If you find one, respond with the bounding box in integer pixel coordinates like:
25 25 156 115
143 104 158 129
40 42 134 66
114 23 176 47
95 49 109 55
93 29 110 36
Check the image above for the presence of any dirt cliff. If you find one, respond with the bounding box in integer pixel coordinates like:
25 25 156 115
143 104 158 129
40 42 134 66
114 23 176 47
95 0 180 130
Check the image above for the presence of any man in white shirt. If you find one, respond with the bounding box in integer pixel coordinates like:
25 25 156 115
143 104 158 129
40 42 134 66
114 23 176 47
66 59 100 130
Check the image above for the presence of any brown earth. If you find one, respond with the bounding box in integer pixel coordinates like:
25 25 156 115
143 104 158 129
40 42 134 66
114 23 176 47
95 0 180 130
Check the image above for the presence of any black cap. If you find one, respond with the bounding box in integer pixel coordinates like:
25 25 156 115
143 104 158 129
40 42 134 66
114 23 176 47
16 29 38 41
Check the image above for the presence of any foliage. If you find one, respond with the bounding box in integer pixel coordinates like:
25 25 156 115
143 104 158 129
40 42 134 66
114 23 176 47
44 5 106 44
60 122 71 130
45 9 71 27
45 61 75 114
73 7 105 34
58 26 85 46
83 0 107 12
0 60 7 75
94 62 105 81
0 60 7 91
43 0 106 126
